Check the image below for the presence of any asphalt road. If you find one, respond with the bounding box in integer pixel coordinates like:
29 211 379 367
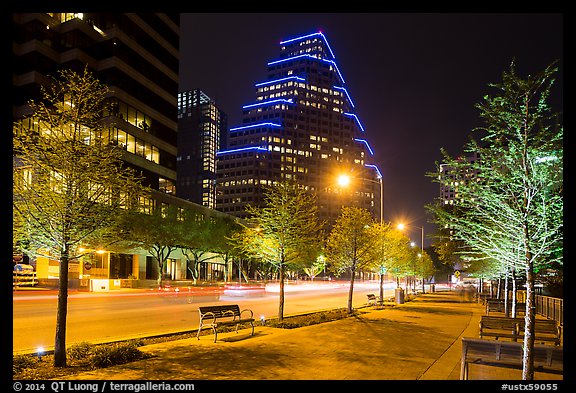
13 281 398 354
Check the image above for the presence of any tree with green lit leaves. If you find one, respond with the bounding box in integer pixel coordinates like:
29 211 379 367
230 181 324 322
12 67 147 368
366 222 412 302
414 249 435 293
326 207 376 314
427 61 562 380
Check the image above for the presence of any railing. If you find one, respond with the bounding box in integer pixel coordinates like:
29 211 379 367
13 271 38 288
535 295 563 326
477 291 562 327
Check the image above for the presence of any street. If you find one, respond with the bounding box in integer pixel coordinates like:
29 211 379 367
13 280 398 354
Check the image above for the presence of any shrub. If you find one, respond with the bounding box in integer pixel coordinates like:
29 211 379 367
67 342 95 365
13 354 38 374
89 341 147 368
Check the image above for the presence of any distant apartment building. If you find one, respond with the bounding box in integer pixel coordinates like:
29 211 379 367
177 89 227 209
439 151 481 206
215 31 382 226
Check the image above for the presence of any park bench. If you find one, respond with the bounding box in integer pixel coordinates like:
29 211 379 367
366 293 383 306
460 337 563 380
197 304 255 343
479 315 562 345
518 318 562 346
485 299 526 315
476 293 492 304
479 315 522 341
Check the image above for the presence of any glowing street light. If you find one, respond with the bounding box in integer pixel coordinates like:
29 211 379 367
396 223 424 254
337 174 351 187
337 173 383 223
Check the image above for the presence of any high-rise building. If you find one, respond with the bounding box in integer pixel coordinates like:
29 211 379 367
177 89 227 209
12 13 180 195
215 31 382 225
12 13 237 284
439 151 481 206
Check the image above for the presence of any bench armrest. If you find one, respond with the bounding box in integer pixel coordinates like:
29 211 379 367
240 308 254 319
200 311 217 324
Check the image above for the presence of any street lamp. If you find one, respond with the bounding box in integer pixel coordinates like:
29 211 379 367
396 223 424 254
397 223 425 294
337 173 384 223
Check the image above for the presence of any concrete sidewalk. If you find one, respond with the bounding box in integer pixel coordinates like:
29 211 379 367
58 291 562 381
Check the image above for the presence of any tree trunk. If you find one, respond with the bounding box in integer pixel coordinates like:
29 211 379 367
379 273 384 303
157 259 163 288
278 263 285 322
347 264 356 314
511 268 517 318
504 270 510 317
522 261 536 380
54 251 70 367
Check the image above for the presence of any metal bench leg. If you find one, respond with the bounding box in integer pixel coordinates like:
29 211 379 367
196 324 202 340
250 321 255 336
213 327 217 343
460 361 468 380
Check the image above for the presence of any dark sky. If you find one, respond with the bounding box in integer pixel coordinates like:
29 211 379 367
178 13 564 247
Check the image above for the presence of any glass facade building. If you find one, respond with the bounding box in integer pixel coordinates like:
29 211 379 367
12 13 236 285
216 32 382 226
12 13 180 194
177 89 227 209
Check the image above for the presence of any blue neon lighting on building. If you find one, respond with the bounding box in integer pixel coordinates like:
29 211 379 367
255 76 306 87
242 99 294 109
279 31 336 59
333 85 355 108
365 164 382 179
267 54 345 84
354 138 374 155
267 53 309 66
230 123 282 132
344 113 365 132
318 32 336 59
216 146 269 155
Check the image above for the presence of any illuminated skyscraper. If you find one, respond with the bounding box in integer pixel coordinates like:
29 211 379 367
177 89 227 209
216 31 382 225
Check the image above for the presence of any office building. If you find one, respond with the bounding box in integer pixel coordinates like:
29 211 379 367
439 151 481 206
13 13 235 285
177 89 227 209
13 13 180 195
215 31 382 226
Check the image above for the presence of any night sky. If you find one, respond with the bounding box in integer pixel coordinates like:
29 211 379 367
178 13 564 247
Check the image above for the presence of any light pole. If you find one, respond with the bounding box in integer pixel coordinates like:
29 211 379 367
397 223 424 293
337 174 383 223
397 223 424 255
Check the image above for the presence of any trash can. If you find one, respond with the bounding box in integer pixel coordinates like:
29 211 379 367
395 287 405 304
